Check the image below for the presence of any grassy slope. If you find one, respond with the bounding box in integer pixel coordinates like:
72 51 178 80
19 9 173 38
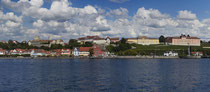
119 43 210 56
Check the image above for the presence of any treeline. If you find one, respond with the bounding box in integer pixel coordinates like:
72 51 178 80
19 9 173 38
0 39 93 51
0 40 34 50
106 38 132 55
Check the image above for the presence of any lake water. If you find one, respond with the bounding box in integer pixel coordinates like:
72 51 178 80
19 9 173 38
0 59 210 92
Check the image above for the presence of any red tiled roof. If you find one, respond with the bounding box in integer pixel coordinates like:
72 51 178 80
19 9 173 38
61 49 72 51
10 49 27 52
53 49 62 53
110 38 120 40
32 49 46 53
0 48 6 52
93 38 105 40
191 52 203 54
87 36 100 39
78 37 86 40
78 36 101 40
106 37 120 40
1 40 5 42
79 47 92 52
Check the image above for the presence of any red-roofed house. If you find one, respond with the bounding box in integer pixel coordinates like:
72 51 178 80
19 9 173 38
78 36 100 44
106 37 120 43
52 49 62 56
0 48 7 55
10 49 30 55
191 52 203 56
30 49 48 57
1 40 6 43
61 49 72 56
92 44 106 57
79 47 92 56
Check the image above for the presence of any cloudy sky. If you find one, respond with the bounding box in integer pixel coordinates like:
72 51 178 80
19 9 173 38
1 0 210 41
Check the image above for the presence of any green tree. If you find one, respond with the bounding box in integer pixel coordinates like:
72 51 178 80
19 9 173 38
118 43 131 51
82 42 93 47
159 35 165 43
106 45 114 53
69 39 80 47
120 38 126 44
40 46 50 51
123 50 138 56
89 48 94 57
50 44 63 50
69 39 77 44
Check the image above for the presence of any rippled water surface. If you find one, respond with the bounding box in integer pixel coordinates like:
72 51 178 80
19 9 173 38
0 59 210 92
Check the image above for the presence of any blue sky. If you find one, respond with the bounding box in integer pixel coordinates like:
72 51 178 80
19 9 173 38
1 0 210 41
4 0 210 19
44 0 210 19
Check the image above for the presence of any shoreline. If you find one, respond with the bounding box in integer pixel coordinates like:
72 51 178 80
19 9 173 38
0 56 206 59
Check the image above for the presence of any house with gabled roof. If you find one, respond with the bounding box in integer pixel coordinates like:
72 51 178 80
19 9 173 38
0 48 7 55
79 47 92 56
73 47 79 56
61 49 72 56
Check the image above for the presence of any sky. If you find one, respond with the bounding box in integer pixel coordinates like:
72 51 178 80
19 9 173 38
1 0 210 41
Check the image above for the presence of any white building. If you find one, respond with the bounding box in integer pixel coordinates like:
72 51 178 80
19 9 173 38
93 38 106 45
164 51 178 56
73 47 79 56
78 36 120 45
50 39 65 46
30 50 46 57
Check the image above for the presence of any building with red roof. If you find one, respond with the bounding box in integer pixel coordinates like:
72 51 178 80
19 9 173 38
28 36 65 47
78 35 120 45
0 48 7 55
30 49 49 57
10 49 30 55
79 47 92 56
78 35 100 44
106 37 120 43
166 34 200 46
191 52 203 56
61 49 72 56
92 44 106 57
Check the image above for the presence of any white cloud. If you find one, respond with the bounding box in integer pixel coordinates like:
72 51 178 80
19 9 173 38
0 11 22 22
5 20 21 27
135 7 169 19
29 0 43 7
2 0 97 22
47 21 61 27
177 10 197 20
133 7 177 28
33 19 44 28
81 5 97 15
107 7 129 19
1 0 210 41
1 0 31 12
202 19 210 24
